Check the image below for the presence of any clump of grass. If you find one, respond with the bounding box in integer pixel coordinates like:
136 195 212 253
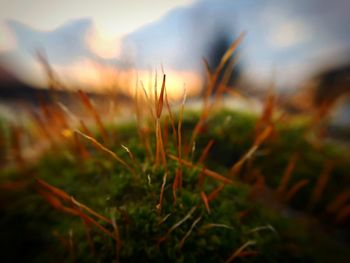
0 34 350 263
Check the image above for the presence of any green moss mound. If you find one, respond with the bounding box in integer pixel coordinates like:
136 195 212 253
0 109 349 262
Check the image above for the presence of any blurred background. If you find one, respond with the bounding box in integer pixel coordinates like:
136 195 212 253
0 0 349 134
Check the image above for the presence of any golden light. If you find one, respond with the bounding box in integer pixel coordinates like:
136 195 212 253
86 26 122 59
135 70 202 100
54 59 202 100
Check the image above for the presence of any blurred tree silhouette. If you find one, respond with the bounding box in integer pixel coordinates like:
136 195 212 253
313 63 350 107
205 30 241 94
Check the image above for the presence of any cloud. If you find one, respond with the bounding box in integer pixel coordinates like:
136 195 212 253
268 20 310 49
1 0 349 91
1 18 126 88
6 18 100 64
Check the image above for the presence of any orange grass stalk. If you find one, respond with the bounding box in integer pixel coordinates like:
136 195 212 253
36 49 64 90
230 147 257 177
165 87 178 147
74 129 136 175
36 178 71 202
188 33 246 156
229 126 272 177
121 144 142 171
154 72 158 116
172 168 182 205
207 183 225 201
73 132 90 159
276 154 298 196
327 190 350 214
58 102 79 123
213 54 240 104
198 139 215 164
158 213 172 226
37 189 77 215
78 90 108 143
284 179 309 202
30 110 52 141
205 32 245 104
249 171 266 199
73 206 115 239
154 75 167 167
237 208 253 221
140 81 155 120
202 58 212 82
254 125 273 146
200 191 211 213
215 32 246 76
140 127 153 162
71 197 112 224
79 120 93 137
36 179 116 239
255 89 276 133
187 110 209 157
38 98 52 124
168 154 233 184
202 58 213 106
309 161 333 210
39 101 67 137
156 74 166 118
52 106 69 130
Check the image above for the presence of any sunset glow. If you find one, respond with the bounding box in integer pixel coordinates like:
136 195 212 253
86 28 122 59
54 59 202 99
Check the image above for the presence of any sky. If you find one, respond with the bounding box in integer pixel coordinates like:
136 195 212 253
0 0 196 97
0 0 193 52
0 0 349 96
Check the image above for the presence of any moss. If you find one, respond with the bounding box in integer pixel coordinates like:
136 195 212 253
0 109 349 262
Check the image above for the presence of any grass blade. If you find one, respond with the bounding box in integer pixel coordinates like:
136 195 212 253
179 216 202 248
285 179 309 202
225 240 256 263
168 154 233 184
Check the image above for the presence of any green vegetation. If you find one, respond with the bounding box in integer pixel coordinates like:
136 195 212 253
1 108 350 262
0 35 349 262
